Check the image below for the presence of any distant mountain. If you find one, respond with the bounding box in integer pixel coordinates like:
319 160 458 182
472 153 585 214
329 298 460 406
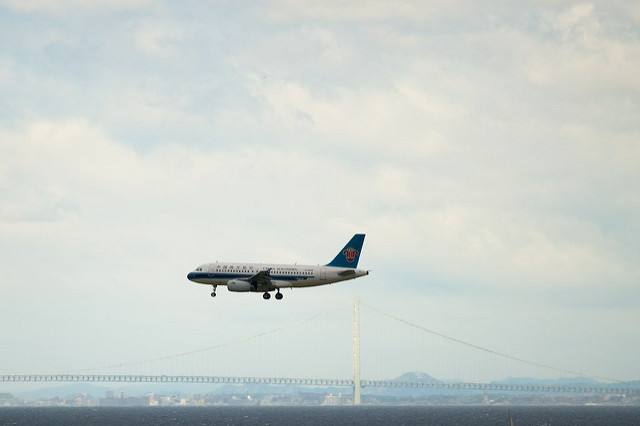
15 373 636 401
115 383 222 397
392 371 441 383
15 383 224 400
359 372 462 398
16 383 111 400
620 380 640 387
212 383 344 396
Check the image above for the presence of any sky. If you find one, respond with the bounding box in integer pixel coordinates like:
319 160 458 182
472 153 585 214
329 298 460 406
1 0 639 387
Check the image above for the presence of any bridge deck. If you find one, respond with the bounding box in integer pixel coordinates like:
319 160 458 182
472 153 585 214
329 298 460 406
1 374 638 396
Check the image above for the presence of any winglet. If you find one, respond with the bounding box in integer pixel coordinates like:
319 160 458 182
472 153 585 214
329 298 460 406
326 234 366 268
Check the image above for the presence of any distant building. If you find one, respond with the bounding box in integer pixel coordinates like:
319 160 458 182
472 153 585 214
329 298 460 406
99 391 148 407
323 393 349 406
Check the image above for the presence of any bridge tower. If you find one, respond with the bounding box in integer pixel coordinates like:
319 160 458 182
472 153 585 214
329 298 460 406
353 298 361 405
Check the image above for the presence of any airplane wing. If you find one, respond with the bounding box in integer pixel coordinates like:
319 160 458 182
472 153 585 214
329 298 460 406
248 269 292 290
248 269 274 290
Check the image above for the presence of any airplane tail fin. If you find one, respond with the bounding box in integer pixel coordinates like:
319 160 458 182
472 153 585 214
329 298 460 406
326 234 365 268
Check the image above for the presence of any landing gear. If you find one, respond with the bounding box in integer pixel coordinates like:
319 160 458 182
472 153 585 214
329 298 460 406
262 290 283 300
210 285 217 298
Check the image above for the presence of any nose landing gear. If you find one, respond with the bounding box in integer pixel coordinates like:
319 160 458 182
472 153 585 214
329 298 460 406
210 285 217 297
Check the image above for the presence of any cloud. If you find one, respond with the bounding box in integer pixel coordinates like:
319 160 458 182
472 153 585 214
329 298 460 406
0 119 367 259
526 4 640 95
247 77 447 161
1 119 142 210
0 0 152 13
135 20 185 58
2 1 637 296
1 0 639 380
265 0 482 24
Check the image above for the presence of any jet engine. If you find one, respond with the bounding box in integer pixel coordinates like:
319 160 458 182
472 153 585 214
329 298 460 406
227 279 252 292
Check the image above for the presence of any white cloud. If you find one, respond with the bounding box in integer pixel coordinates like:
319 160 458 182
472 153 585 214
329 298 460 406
0 0 152 13
521 4 640 95
2 120 143 205
0 119 369 260
135 20 185 58
266 0 480 23
249 77 446 160
1 0 639 381
546 3 596 39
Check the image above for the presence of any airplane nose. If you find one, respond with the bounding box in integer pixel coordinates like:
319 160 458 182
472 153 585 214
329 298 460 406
187 272 196 281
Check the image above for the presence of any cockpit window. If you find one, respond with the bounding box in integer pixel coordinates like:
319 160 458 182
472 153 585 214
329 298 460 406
196 267 203 272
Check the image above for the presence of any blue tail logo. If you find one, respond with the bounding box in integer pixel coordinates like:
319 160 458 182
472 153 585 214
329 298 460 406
326 234 365 268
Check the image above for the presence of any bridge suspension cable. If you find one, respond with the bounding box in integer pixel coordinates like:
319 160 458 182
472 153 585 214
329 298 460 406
359 301 622 384
61 300 625 385
73 302 351 374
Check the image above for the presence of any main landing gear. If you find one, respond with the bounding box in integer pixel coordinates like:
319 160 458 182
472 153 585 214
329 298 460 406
210 285 217 298
263 290 284 300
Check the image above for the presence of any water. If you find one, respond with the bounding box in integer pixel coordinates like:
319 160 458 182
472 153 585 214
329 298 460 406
1 406 639 425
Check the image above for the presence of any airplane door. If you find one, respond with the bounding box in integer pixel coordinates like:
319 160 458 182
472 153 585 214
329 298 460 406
320 267 327 280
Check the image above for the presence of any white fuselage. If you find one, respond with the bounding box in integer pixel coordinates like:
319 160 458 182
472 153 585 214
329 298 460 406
187 262 369 290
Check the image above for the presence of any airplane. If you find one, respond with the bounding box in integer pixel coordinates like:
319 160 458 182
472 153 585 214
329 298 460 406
186 234 369 300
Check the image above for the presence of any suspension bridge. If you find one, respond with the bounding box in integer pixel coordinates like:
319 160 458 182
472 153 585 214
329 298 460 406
2 300 638 402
